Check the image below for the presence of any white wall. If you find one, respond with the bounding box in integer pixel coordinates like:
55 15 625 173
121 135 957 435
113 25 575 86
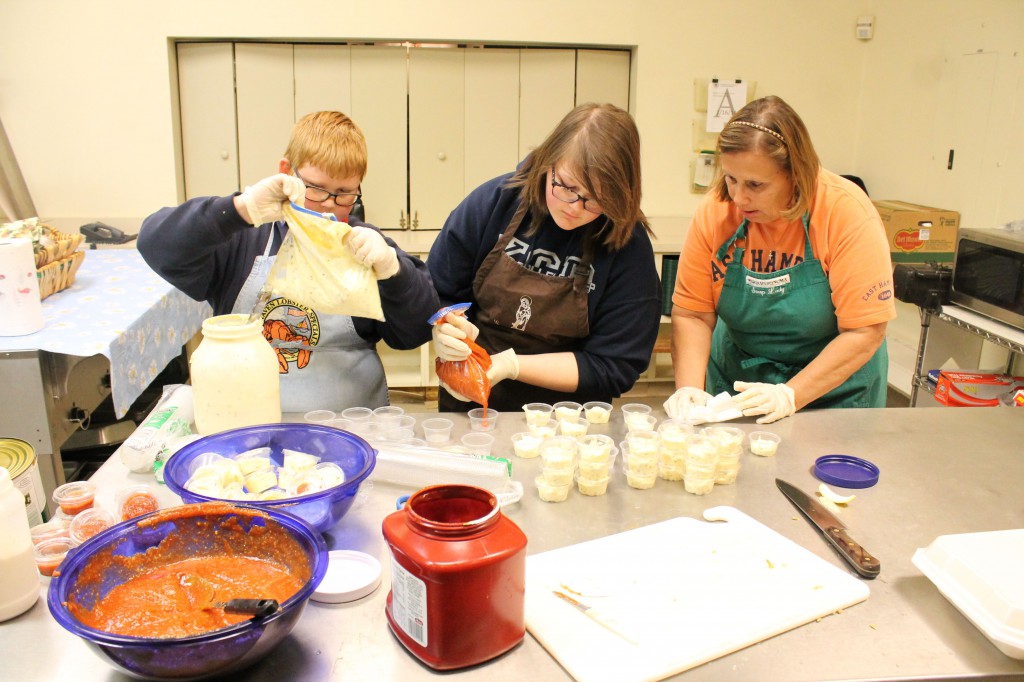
1 0 1021 240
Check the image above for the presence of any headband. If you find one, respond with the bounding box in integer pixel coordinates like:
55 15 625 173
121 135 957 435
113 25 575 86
727 120 786 145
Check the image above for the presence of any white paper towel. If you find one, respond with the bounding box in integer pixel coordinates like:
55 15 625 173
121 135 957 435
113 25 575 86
0 238 44 336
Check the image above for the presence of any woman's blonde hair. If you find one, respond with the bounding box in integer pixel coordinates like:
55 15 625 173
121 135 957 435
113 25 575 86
711 96 820 221
505 102 651 251
284 111 368 180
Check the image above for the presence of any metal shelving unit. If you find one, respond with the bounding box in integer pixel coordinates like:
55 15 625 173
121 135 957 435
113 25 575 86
909 304 1024 406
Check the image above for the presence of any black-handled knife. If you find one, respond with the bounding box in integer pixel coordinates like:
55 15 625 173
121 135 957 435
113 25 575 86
776 478 880 579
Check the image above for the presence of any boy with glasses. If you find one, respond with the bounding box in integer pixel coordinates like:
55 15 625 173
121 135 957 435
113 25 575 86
139 111 438 412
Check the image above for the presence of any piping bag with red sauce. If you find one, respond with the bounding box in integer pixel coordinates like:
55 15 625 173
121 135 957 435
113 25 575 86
430 304 492 412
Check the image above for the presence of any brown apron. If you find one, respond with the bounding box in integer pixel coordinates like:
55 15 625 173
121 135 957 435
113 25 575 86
438 210 595 411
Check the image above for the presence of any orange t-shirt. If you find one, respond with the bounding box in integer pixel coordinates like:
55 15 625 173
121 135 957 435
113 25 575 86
673 168 896 330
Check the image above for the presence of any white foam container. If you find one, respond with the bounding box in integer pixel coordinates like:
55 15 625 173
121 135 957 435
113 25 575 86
913 528 1024 659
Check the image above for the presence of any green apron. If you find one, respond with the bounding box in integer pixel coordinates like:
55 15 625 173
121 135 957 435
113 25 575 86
706 215 887 409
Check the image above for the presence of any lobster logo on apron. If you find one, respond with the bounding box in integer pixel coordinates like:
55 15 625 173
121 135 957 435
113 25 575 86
261 297 321 373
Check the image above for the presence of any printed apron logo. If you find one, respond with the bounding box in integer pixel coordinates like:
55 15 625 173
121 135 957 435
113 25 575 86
512 296 533 330
262 297 320 373
746 273 791 297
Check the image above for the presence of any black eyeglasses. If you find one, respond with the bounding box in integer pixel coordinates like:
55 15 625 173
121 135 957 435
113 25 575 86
550 169 603 214
295 172 362 207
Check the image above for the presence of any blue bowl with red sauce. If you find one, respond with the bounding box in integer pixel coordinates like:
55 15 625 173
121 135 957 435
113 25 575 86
48 501 328 681
163 423 376 535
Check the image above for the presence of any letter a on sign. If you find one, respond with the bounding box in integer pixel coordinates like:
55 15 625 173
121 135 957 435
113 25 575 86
706 80 748 132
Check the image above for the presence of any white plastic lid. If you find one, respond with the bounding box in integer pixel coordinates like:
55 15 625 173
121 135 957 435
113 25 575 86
311 550 382 604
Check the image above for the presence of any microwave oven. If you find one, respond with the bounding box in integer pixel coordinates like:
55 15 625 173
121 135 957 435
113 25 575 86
950 225 1024 330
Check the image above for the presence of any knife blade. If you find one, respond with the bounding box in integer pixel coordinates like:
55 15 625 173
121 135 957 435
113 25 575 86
552 591 637 644
776 478 880 579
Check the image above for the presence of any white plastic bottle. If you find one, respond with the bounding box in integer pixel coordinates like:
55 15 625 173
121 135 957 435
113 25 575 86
190 314 282 435
120 383 195 473
0 466 40 621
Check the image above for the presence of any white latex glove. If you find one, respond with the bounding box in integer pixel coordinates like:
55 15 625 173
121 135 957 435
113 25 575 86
486 348 520 387
664 387 713 420
431 313 481 362
239 174 305 226
346 226 400 280
733 381 796 424
439 381 471 402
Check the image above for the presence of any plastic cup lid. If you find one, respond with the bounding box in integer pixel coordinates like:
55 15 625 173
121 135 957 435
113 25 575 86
311 550 382 604
814 454 880 489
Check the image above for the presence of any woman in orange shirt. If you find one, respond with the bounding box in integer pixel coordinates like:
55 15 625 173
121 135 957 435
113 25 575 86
666 96 895 424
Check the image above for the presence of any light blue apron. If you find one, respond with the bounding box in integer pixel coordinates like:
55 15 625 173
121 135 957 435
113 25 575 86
230 226 388 412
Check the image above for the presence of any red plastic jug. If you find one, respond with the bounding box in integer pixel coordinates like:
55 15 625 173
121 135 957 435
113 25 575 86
383 484 527 670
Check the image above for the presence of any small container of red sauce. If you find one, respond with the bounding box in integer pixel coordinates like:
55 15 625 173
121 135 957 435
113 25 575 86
382 484 527 670
52 481 96 516
116 485 160 521
69 508 115 547
34 536 73 577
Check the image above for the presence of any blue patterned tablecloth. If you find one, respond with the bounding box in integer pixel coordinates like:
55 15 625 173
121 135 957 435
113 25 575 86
0 250 211 417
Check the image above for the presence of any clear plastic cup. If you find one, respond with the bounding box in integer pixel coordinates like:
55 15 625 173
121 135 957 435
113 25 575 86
324 417 357 431
552 401 584 422
303 409 336 424
244 468 280 494
559 416 589 438
34 536 72 577
749 431 782 457
511 432 543 458
527 419 558 438
577 434 614 463
52 481 96 516
341 406 374 422
382 416 417 440
626 430 660 457
539 436 578 469
684 475 715 495
625 469 658 490
576 471 610 496
523 403 554 427
69 507 116 547
232 447 273 475
702 425 746 455
461 432 495 456
625 413 658 434
621 402 653 420
535 475 571 502
582 401 612 424
373 405 406 427
116 484 160 521
30 518 70 546
538 467 574 486
421 417 455 444
468 407 499 432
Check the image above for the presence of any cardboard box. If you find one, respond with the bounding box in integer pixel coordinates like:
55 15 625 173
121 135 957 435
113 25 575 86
933 370 1024 407
873 200 960 264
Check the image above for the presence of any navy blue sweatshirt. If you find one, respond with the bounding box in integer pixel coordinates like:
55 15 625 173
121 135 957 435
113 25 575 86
428 173 662 402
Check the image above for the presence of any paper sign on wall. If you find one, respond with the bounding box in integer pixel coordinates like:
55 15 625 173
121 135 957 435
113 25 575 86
706 80 748 132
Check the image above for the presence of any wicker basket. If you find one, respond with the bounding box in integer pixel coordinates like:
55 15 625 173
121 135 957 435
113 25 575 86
37 250 86 300
34 228 84 268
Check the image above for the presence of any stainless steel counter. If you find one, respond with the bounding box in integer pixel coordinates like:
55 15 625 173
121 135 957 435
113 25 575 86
6 406 1024 682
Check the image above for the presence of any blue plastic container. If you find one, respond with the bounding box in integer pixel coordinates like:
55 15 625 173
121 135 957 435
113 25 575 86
48 502 328 680
163 423 376 534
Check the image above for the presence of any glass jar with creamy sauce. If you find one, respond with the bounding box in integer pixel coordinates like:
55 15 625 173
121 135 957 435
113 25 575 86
190 314 281 435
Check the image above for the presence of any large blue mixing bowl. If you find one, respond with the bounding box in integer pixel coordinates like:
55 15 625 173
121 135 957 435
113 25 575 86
48 501 328 681
162 423 376 534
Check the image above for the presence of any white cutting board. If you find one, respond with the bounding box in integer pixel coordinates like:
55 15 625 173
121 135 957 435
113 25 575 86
525 506 870 682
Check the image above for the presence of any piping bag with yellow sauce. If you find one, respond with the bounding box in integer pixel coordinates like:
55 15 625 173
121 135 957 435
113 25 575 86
264 202 384 320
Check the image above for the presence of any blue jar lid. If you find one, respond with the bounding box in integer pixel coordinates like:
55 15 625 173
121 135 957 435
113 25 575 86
814 454 880 489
